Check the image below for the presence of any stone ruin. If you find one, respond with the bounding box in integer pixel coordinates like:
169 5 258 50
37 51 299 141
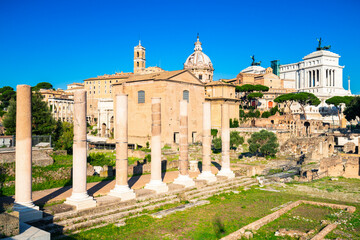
9 85 236 226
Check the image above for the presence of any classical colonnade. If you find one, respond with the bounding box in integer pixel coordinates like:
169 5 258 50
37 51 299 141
306 68 336 88
48 98 74 123
13 86 234 221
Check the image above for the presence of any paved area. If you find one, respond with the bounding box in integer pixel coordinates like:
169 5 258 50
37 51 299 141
0 167 219 206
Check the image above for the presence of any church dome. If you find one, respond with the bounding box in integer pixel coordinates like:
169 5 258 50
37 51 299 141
241 65 265 74
184 37 214 70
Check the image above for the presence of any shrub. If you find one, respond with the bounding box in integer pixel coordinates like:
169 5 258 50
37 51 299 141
230 131 244 149
212 137 222 152
261 111 271 118
230 118 239 128
248 130 279 157
270 105 280 115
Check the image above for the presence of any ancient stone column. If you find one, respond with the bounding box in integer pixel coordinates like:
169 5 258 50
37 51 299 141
197 101 217 183
173 100 196 187
145 98 168 193
65 90 96 210
13 85 43 222
109 94 136 200
217 103 235 178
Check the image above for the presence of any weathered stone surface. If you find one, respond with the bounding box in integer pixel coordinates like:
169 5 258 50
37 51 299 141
343 142 356 153
150 200 210 218
86 163 95 176
0 212 19 237
0 148 54 166
128 149 146 159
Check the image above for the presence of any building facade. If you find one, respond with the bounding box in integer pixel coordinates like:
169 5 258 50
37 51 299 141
279 50 351 97
113 70 205 147
39 89 74 122
205 81 240 128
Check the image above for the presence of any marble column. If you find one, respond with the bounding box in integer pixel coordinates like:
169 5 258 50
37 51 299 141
109 94 136 200
13 85 43 222
173 100 196 187
197 101 217 182
65 90 96 210
145 98 169 193
217 103 235 178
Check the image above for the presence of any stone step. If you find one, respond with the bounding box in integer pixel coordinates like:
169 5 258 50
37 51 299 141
39 176 258 235
57 180 254 231
53 177 245 223
60 198 182 233
188 179 256 200
185 176 249 197
60 179 257 234
54 194 180 227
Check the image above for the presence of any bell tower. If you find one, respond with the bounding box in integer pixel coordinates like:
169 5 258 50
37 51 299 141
134 41 146 74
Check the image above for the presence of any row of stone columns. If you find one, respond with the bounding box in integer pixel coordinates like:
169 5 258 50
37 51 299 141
14 87 235 217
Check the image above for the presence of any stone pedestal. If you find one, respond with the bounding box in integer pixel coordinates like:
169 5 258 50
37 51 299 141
217 103 235 179
145 98 169 194
197 102 217 183
13 85 43 222
173 100 195 188
109 94 136 200
65 90 96 210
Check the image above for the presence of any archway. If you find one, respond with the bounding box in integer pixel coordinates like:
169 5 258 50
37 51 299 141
304 121 310 136
101 123 106 137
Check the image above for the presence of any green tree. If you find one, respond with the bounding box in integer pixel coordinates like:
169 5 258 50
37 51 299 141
230 131 244 149
2 92 56 136
344 97 360 121
248 130 279 157
236 84 269 108
326 96 354 125
32 82 53 91
274 93 296 114
55 122 74 154
2 99 16 135
0 86 16 116
294 92 321 120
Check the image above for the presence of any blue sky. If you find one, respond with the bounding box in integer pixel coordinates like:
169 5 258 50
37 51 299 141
1 0 359 94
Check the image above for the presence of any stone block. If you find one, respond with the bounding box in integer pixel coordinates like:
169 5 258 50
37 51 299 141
343 142 356 153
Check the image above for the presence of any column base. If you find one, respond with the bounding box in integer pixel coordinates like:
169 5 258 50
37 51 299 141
144 180 169 194
173 174 196 188
217 168 235 179
108 185 136 201
197 171 217 183
65 193 96 210
13 202 43 223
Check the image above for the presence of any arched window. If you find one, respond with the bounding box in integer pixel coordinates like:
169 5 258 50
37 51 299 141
137 62 139 67
137 52 139 58
183 90 189 102
199 74 202 80
138 90 145 103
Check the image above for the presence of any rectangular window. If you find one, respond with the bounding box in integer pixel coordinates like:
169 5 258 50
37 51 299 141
138 90 145 103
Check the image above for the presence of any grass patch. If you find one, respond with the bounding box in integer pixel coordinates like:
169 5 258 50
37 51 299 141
68 187 360 240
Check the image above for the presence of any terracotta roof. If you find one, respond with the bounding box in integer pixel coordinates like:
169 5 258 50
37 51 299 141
222 78 237 83
84 72 133 81
67 83 84 86
205 80 235 87
113 70 204 86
